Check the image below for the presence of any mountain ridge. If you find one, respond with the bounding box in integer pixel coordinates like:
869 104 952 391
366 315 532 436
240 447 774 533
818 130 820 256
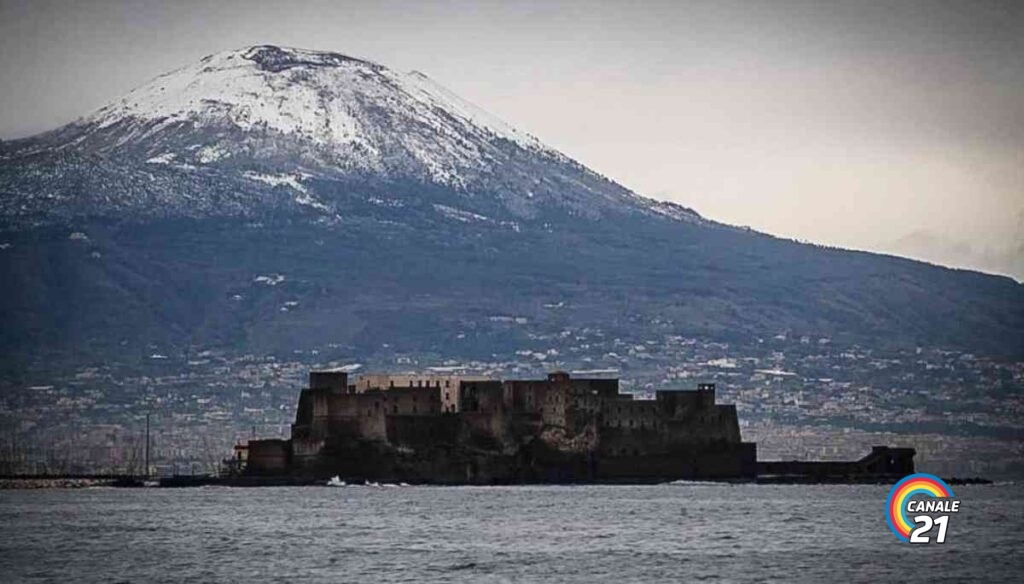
0 44 1021 370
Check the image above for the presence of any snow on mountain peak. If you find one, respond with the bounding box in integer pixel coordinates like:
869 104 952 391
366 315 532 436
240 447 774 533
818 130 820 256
82 45 550 184
3 44 705 227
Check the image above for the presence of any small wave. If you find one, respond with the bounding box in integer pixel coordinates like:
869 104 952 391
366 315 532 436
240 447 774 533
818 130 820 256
448 562 479 571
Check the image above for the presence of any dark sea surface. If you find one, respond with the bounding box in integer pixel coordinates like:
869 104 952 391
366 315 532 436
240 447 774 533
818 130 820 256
1 483 1021 583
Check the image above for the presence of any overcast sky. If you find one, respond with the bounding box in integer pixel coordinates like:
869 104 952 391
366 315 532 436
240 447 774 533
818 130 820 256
1 0 1021 279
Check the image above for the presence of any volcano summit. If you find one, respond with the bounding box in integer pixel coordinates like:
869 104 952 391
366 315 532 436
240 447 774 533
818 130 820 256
0 45 1020 369
1 45 678 222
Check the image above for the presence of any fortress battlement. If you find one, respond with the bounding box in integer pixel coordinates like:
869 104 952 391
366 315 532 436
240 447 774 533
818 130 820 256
238 370 913 484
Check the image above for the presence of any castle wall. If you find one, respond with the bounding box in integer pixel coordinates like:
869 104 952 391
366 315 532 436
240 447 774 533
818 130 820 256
502 374 619 426
595 442 756 480
246 439 290 475
459 411 508 448
353 373 489 413
503 379 552 413
267 370 769 482
601 399 661 433
757 446 915 479
460 381 504 413
309 371 349 392
386 415 460 448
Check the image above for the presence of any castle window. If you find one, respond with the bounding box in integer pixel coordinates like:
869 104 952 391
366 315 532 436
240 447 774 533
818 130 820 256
445 380 450 388
389 380 394 388
413 406 417 414
392 405 398 414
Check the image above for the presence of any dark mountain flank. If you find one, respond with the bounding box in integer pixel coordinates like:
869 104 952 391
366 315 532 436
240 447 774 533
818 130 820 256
1 45 1021 372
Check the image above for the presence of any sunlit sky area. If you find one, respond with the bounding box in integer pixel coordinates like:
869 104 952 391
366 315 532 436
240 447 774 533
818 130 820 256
1 0 1020 279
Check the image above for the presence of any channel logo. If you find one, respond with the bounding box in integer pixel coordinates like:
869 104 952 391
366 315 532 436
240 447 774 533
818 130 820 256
886 473 960 543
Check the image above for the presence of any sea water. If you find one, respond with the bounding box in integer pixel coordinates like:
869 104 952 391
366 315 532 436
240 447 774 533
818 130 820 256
1 483 1020 582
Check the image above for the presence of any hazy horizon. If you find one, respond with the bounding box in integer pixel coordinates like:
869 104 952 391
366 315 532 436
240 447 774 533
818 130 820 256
1 0 1020 280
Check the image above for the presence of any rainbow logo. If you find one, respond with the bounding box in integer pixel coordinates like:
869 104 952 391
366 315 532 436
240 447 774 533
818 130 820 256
886 473 954 542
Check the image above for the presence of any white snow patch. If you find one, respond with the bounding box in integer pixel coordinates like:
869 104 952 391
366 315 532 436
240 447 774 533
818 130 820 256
368 197 404 208
253 274 285 286
433 204 491 224
489 315 528 324
244 172 329 211
196 144 229 163
146 152 176 164
244 172 308 192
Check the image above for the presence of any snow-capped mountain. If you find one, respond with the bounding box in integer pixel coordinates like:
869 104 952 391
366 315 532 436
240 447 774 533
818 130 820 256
0 45 699 224
0 45 1020 372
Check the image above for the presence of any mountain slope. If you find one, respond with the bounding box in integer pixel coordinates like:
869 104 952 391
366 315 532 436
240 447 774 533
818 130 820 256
0 45 687 224
0 45 1021 372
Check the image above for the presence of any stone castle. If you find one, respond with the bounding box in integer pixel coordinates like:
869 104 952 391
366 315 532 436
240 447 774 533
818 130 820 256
239 370 915 484
243 370 757 483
